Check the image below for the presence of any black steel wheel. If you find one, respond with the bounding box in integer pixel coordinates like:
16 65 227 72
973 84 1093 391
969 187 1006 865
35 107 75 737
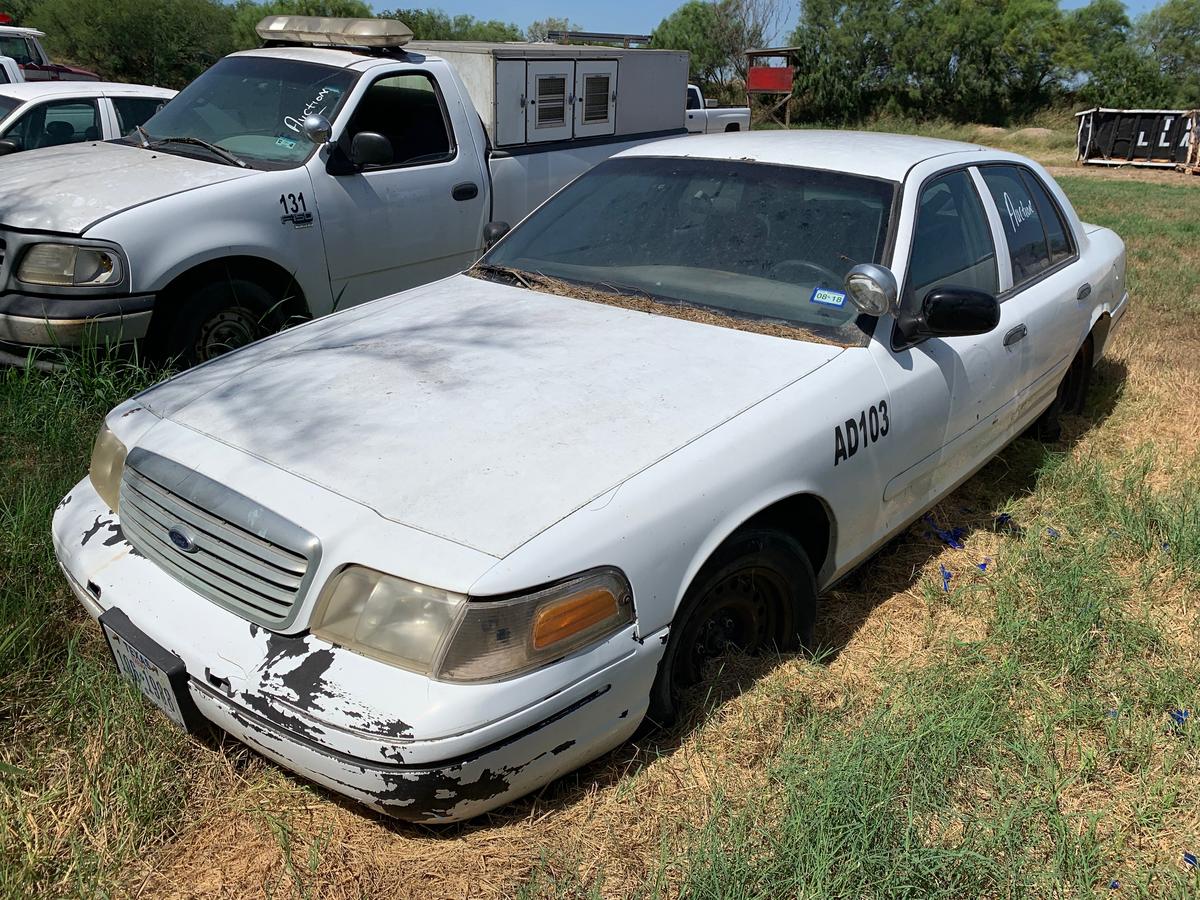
647 528 816 725
153 276 283 368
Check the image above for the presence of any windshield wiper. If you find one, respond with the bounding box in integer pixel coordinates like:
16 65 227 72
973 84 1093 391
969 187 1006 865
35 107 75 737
148 136 249 169
133 124 150 149
470 262 534 289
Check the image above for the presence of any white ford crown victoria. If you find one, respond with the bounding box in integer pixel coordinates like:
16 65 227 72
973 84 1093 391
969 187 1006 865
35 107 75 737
53 132 1127 822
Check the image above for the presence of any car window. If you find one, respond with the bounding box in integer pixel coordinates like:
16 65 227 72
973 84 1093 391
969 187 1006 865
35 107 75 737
0 36 35 65
4 98 100 151
686 87 701 110
1019 169 1073 265
980 165 1054 286
135 56 356 169
0 95 19 120
484 156 896 345
111 96 168 135
344 72 453 168
906 169 998 305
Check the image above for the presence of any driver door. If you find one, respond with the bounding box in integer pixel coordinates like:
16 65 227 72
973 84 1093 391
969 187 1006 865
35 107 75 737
311 69 489 309
869 166 1024 528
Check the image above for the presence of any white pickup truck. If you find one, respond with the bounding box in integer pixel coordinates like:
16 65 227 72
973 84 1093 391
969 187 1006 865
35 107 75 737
686 83 750 133
0 16 687 366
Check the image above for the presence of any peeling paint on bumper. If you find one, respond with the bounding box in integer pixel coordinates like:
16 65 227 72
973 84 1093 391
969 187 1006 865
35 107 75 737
53 476 667 822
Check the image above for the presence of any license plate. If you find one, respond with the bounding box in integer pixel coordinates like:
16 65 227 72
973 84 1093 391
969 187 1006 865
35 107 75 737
100 609 195 731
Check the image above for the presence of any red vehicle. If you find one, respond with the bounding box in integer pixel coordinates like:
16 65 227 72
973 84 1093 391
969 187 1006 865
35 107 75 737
0 25 98 82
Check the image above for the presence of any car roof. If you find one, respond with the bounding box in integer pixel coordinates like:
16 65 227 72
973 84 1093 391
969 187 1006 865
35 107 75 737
0 82 175 102
617 130 989 183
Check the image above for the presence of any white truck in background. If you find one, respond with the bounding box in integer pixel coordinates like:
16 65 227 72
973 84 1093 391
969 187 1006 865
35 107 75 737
0 56 23 84
686 83 750 133
0 16 688 367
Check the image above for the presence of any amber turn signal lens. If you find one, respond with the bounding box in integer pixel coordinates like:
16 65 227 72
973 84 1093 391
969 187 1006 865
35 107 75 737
531 588 618 650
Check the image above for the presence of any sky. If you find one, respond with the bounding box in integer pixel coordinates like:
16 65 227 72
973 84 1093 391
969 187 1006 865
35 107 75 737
374 0 1163 41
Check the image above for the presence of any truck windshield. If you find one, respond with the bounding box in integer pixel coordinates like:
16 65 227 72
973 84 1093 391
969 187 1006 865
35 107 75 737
133 56 356 169
480 157 896 345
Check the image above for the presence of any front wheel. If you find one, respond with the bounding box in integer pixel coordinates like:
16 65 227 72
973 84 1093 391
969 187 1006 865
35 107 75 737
153 277 284 368
647 528 816 726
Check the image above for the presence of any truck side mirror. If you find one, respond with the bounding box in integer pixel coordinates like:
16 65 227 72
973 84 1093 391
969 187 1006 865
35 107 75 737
483 221 510 249
349 131 392 169
0 138 20 155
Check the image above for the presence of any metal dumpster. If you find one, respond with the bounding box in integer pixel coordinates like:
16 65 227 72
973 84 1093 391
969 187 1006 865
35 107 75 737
1075 107 1198 171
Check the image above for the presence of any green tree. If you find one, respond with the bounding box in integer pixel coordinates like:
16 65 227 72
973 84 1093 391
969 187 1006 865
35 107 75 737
379 8 523 41
1136 0 1200 104
1061 0 1169 107
230 0 373 51
31 0 234 87
526 17 580 42
650 0 727 86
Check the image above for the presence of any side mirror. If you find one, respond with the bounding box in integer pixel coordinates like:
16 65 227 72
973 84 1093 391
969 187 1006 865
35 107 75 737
0 138 21 156
898 286 1000 343
483 221 510 249
705 98 718 108
843 263 898 315
302 113 332 146
349 131 392 169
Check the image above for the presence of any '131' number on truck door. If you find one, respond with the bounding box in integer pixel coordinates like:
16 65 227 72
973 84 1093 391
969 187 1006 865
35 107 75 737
834 400 889 466
279 192 307 215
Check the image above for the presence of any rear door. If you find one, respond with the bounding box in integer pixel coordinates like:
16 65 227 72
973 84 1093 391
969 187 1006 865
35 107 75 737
871 166 1022 520
977 165 1083 425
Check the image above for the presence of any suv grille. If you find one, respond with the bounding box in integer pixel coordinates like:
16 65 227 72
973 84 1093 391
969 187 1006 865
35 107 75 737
119 449 319 626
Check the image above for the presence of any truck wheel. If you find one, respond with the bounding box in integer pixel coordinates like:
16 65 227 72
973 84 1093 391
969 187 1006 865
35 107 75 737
1035 336 1092 442
646 528 816 726
724 123 741 132
156 277 283 367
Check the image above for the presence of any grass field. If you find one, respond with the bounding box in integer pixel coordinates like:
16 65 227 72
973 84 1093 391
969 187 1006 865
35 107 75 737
1 140 1198 898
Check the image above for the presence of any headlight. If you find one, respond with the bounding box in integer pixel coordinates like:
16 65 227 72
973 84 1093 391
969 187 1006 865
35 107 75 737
311 567 635 682
18 243 123 287
88 423 127 512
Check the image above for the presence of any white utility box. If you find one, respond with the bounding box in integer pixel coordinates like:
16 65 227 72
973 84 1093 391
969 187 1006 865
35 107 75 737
407 41 689 147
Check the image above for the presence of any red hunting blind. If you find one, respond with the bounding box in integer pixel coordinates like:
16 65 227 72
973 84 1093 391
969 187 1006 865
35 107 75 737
745 46 800 127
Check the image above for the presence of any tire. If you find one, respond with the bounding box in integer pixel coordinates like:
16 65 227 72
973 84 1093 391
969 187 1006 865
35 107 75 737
153 276 285 368
1035 336 1093 441
646 528 817 726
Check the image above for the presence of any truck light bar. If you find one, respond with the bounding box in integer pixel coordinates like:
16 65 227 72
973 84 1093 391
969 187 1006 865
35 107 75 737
255 16 412 49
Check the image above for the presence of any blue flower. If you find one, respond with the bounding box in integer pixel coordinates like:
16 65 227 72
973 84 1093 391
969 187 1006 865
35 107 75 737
1108 880 1119 889
1170 709 1190 729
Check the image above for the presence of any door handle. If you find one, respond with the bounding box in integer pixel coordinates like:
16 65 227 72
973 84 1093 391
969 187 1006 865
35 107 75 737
452 182 479 202
1077 282 1092 300
1003 324 1028 347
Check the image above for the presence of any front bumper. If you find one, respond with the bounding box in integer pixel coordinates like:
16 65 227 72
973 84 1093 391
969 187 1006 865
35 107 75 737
0 290 155 352
52 477 666 822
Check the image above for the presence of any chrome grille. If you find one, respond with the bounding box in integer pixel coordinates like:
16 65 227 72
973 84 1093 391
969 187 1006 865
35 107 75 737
119 448 319 626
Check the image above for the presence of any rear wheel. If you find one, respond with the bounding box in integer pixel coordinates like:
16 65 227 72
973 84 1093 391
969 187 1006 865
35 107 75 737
153 277 283 368
647 528 816 725
1035 336 1093 441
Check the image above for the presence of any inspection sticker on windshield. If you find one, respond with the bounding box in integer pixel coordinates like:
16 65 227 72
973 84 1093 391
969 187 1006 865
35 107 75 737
810 287 847 308
275 137 297 149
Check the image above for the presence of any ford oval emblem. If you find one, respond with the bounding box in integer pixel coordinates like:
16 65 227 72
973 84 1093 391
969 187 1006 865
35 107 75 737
167 525 198 554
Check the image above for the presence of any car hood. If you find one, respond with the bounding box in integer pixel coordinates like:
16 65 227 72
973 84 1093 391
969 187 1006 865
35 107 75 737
141 275 843 558
0 142 254 234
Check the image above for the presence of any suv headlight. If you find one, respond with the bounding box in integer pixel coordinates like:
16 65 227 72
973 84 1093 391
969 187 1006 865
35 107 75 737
89 423 127 512
18 243 123 287
311 567 635 682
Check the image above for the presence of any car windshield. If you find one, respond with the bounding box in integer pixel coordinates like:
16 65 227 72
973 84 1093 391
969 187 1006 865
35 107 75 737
480 157 896 345
133 56 356 169
0 95 20 120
